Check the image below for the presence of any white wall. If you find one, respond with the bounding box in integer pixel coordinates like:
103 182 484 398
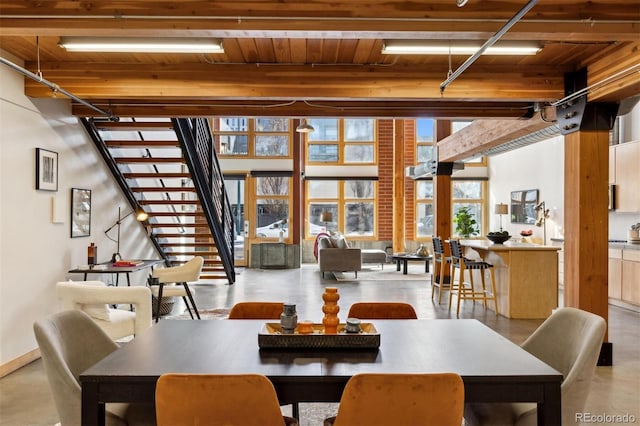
488 135 565 243
488 101 640 243
0 50 157 368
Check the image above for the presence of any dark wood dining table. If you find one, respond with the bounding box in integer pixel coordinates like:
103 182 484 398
80 319 562 426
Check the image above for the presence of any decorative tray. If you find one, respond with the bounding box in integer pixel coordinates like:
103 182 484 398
258 322 380 350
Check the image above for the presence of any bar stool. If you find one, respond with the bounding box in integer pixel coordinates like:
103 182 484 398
448 239 498 317
431 237 452 304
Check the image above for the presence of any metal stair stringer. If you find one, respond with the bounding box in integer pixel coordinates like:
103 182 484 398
172 118 236 284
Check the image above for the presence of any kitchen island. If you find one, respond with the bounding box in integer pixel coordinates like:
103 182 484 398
460 240 560 319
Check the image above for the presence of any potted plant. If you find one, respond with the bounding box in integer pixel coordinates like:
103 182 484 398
454 207 479 238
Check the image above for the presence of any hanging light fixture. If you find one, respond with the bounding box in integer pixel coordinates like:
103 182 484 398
296 119 315 133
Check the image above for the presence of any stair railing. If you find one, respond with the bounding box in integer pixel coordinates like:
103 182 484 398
173 118 236 284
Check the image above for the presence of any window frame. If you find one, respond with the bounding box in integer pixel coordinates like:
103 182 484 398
305 178 378 240
212 118 293 159
305 118 378 165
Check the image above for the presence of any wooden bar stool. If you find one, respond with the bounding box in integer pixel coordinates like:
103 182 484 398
431 237 452 304
448 239 498 317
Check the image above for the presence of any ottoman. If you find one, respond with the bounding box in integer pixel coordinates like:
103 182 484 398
361 249 388 269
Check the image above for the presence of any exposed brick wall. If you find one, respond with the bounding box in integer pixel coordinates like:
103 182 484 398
377 119 394 240
404 120 416 240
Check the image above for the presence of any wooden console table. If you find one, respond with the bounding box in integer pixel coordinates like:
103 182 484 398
460 240 560 319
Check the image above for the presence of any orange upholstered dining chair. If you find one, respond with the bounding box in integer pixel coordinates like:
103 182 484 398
324 373 464 426
347 302 418 319
228 302 284 319
156 373 297 426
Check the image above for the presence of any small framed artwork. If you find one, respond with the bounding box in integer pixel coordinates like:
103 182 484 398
35 148 58 191
70 188 91 238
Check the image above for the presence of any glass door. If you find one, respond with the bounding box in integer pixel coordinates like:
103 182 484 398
225 175 246 266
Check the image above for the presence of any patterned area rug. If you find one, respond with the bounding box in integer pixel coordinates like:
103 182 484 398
333 264 430 282
167 307 231 320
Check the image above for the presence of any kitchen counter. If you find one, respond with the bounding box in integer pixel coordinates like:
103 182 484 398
460 240 560 319
551 237 640 250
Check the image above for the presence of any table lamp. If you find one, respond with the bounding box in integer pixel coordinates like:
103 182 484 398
494 203 508 231
320 211 333 233
104 206 149 262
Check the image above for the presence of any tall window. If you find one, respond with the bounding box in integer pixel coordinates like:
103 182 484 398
452 181 486 236
255 176 291 240
416 180 434 238
213 118 291 157
307 179 377 238
307 118 376 164
416 118 435 163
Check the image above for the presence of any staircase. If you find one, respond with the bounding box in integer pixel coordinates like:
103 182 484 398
81 117 235 283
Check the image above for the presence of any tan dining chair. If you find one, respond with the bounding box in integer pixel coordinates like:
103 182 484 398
226 301 300 419
324 373 464 426
155 373 298 426
150 256 203 322
464 307 606 426
228 301 284 319
347 302 417 319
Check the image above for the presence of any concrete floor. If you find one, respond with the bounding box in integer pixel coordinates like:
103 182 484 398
1 263 639 425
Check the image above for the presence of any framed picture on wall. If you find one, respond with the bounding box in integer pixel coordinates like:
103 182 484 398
35 148 58 191
70 188 91 238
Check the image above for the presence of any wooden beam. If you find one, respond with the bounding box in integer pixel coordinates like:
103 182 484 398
563 130 610 344
586 41 640 102
2 18 638 42
23 63 564 101
433 120 453 245
436 112 554 162
392 119 406 253
72 100 535 119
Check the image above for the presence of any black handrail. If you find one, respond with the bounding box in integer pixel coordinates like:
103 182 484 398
173 118 236 284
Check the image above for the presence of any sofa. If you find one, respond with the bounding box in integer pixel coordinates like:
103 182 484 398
317 235 362 278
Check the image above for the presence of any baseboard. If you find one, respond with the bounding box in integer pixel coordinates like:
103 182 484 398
0 348 40 378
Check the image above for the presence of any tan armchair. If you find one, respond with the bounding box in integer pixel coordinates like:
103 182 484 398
56 281 152 341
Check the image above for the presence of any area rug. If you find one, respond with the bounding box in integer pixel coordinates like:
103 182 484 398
166 307 231 320
333 264 430 282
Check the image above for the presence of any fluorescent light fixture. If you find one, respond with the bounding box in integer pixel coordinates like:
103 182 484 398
382 40 541 55
59 37 224 53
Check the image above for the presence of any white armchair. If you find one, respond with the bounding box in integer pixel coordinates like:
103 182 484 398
56 281 152 341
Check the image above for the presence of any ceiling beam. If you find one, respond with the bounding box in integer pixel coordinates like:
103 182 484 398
70 99 535 119
1 18 638 42
0 0 636 21
23 62 565 101
437 112 554 162
586 41 640 102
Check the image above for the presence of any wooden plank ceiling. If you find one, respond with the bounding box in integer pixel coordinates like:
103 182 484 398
0 0 639 119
